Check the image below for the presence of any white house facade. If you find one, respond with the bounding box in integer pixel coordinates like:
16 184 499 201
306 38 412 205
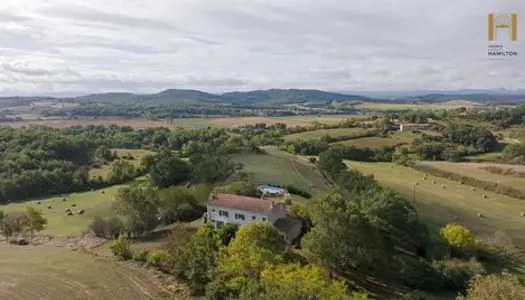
207 194 287 227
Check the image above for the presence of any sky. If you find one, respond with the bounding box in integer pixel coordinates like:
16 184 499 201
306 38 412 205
0 0 524 96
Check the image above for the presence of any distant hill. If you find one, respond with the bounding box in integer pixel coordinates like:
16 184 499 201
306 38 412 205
2 88 525 107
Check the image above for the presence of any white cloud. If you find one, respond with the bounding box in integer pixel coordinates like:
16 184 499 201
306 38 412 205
0 0 524 95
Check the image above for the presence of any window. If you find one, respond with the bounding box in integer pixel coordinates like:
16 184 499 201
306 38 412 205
235 213 245 220
219 210 229 217
211 209 215 212
252 216 256 220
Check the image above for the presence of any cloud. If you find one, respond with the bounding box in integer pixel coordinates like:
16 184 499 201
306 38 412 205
0 0 524 95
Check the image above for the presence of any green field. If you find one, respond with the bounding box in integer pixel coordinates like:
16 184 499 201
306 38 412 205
356 101 479 110
272 115 365 124
0 244 173 300
418 161 525 194
333 137 403 148
232 147 330 193
169 118 229 128
0 185 125 236
283 128 368 141
346 161 525 247
89 149 155 179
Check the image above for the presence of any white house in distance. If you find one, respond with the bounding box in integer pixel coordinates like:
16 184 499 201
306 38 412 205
399 123 431 132
206 193 302 242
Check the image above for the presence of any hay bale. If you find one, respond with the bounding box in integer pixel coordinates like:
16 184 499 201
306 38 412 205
91 188 95 192
521 212 525 217
415 182 419 186
422 177 426 180
71 203 76 207
37 201 41 204
442 184 446 189
65 208 71 212
47 205 52 209
432 181 436 184
62 198 66 201
17 238 28 246
460 181 464 185
483 194 488 199
78 209 85 215
101 191 105 194
470 187 476 191
66 211 73 216
477 213 484 218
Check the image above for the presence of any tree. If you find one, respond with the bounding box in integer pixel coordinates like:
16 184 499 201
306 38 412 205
1 211 28 241
139 154 157 172
208 222 290 298
302 191 390 276
107 160 137 184
113 184 159 237
440 224 476 255
157 187 200 223
191 154 235 184
215 223 238 246
94 145 114 162
260 263 347 300
24 206 47 240
457 272 525 300
149 155 191 188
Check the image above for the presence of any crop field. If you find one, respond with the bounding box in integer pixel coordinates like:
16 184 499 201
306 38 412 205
333 137 404 148
89 149 155 179
232 147 330 193
283 127 368 141
211 116 310 127
0 244 169 300
0 185 125 236
346 161 525 247
417 161 525 194
356 100 481 110
272 115 366 124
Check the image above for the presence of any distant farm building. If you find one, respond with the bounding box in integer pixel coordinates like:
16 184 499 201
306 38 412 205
258 185 288 196
399 123 432 132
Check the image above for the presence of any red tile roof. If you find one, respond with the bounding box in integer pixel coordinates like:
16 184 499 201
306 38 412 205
208 194 274 214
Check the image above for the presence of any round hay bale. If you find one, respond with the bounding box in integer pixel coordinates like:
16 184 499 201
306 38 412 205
91 188 95 192
460 181 464 185
483 194 488 199
78 209 85 215
66 211 73 216
17 238 28 246
101 191 105 194
65 208 71 212
470 187 476 191
62 198 66 201
477 213 484 218
415 182 419 186
37 201 41 204
442 184 446 189
422 177 426 180
432 181 436 184
71 203 76 207
47 205 52 209
521 212 525 217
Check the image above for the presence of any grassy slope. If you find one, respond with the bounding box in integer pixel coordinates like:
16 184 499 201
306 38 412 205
232 147 330 193
0 184 126 236
333 137 403 148
346 161 525 247
419 161 525 194
0 244 169 300
283 128 368 141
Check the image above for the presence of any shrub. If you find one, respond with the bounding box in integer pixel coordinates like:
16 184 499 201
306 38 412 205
89 216 106 238
399 291 436 300
147 250 170 267
457 271 525 299
440 224 476 256
351 291 371 300
133 249 150 262
285 184 312 199
109 238 132 261
308 157 317 164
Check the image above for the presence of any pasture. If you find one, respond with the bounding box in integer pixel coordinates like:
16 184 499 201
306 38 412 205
0 185 123 236
232 147 330 193
417 161 525 194
346 161 525 247
356 100 481 110
0 244 171 300
333 137 404 148
283 127 368 141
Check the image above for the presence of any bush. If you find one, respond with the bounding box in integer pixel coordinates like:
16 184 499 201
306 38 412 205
440 224 476 257
89 216 106 238
399 291 436 300
109 238 132 261
147 250 170 267
351 291 371 300
285 184 312 199
133 249 150 262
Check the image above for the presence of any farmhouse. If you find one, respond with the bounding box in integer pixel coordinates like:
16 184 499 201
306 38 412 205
258 184 288 196
206 194 302 242
399 123 431 132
